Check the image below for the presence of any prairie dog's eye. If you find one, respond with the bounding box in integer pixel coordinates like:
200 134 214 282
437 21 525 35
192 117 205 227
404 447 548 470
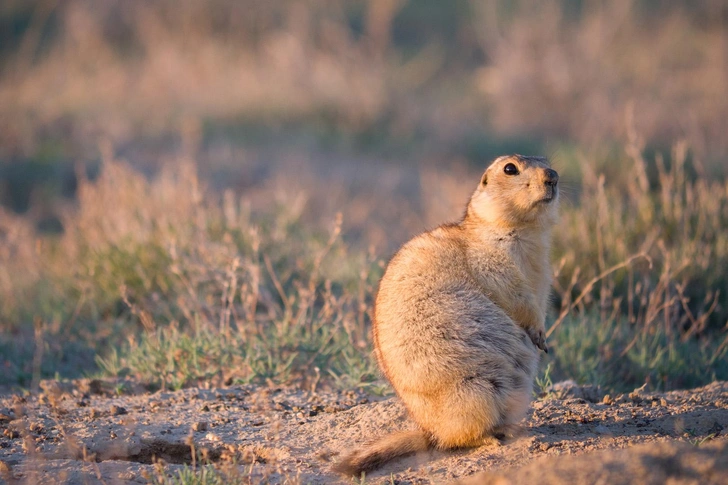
503 163 519 175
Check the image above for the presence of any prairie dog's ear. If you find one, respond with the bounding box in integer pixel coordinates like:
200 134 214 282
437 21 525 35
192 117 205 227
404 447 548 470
480 170 488 186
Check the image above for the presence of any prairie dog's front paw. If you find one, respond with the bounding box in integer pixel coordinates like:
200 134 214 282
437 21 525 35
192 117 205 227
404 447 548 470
527 327 548 353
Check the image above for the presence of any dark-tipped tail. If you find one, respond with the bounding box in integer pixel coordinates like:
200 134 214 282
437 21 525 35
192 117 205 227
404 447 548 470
333 429 431 476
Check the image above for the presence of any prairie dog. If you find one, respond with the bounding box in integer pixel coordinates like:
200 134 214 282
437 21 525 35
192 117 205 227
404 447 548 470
335 155 559 476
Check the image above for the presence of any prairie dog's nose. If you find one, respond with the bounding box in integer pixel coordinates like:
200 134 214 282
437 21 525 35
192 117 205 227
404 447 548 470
544 168 559 186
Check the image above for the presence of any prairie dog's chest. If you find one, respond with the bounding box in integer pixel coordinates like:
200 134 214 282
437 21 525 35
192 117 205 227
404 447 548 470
469 233 548 285
510 237 542 276
510 233 552 298
467 237 520 279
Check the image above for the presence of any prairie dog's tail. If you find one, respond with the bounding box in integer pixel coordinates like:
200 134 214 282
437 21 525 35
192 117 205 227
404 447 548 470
333 429 431 476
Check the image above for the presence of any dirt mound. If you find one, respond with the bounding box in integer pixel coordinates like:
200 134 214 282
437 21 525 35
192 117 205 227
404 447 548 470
0 380 726 484
457 439 728 485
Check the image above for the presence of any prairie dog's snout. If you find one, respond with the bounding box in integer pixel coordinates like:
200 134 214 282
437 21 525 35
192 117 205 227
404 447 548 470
540 167 559 202
543 168 559 186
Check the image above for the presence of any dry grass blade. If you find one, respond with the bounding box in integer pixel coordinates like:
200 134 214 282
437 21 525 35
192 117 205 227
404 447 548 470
547 253 652 338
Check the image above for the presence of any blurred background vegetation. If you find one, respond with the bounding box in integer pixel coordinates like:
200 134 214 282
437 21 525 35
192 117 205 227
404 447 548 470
0 0 727 393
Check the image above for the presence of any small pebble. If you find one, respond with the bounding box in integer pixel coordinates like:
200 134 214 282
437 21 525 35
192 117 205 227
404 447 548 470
110 405 127 416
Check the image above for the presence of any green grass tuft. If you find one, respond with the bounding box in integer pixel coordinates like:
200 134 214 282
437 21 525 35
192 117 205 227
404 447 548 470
150 464 247 485
548 313 728 392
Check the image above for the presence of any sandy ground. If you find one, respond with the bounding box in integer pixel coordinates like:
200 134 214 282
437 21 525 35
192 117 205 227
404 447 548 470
0 379 726 484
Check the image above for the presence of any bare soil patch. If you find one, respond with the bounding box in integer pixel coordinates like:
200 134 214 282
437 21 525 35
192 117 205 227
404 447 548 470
0 381 726 484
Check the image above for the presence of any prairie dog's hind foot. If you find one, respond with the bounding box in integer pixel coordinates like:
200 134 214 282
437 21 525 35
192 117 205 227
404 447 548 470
481 424 524 447
492 423 524 442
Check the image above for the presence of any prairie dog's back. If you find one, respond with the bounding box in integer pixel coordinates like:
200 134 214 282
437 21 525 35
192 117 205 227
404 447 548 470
374 227 473 389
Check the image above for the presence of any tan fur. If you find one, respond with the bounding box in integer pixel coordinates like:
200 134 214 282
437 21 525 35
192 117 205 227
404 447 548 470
332 430 430 476
336 155 559 476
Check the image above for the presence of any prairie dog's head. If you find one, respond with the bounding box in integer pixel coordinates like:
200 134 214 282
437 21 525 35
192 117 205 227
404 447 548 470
467 155 559 228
